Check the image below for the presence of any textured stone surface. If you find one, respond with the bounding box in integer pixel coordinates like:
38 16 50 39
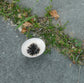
1 0 84 83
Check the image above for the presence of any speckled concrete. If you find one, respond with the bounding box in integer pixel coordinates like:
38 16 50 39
0 0 84 83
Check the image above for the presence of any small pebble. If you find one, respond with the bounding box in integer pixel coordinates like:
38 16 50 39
18 26 22 32
72 46 75 49
10 21 17 26
16 36 18 38
69 63 72 67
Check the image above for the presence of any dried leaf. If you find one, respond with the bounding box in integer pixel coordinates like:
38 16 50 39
21 27 27 33
71 50 74 52
83 40 84 42
31 18 34 22
18 13 22 18
49 10 60 20
23 12 28 17
31 18 36 22
72 61 75 64
17 9 20 12
23 22 32 27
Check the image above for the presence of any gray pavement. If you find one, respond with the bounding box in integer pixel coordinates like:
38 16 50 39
0 17 83 83
0 0 84 83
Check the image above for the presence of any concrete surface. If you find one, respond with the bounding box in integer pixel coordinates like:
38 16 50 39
0 16 84 83
0 0 84 83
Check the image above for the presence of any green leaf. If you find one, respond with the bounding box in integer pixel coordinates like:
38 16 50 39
75 54 81 63
36 0 39 2
57 24 59 26
50 0 52 2
62 21 69 27
16 0 20 2
13 0 20 3
15 16 35 29
74 39 78 43
78 42 82 47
